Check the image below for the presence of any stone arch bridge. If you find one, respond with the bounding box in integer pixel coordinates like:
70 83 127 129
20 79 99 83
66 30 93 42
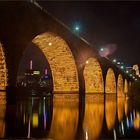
0 1 137 97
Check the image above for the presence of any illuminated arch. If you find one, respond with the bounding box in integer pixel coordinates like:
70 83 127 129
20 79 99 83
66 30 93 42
105 68 116 94
105 96 116 130
0 43 7 90
124 79 128 94
83 95 104 139
83 58 104 93
117 74 124 97
32 32 79 92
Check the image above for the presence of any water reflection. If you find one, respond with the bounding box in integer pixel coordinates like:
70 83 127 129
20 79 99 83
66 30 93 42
134 111 140 130
83 95 104 140
48 94 79 140
117 98 125 122
0 92 6 138
105 95 116 130
5 97 52 138
3 90 140 139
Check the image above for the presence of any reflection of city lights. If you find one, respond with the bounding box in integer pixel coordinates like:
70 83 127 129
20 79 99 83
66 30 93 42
130 113 133 122
126 117 129 128
86 130 88 140
121 121 124 135
113 129 116 140
32 113 38 128
113 59 117 63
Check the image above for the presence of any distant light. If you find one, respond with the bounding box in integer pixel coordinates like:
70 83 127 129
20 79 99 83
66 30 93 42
126 70 129 73
100 48 104 51
135 78 138 81
75 26 80 31
113 59 117 63
86 61 89 64
48 42 52 46
133 76 135 79
117 62 121 65
130 74 132 77
120 66 124 69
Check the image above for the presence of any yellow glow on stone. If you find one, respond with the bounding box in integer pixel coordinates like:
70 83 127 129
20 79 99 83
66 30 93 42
32 32 79 92
32 113 38 128
84 58 104 93
105 68 116 94
0 43 7 90
124 79 128 94
117 74 124 97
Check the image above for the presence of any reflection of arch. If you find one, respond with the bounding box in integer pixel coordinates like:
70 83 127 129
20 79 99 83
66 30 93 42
124 98 129 116
124 79 128 95
105 96 116 130
117 74 124 97
129 81 132 92
0 92 6 138
105 68 116 94
83 58 104 93
32 32 79 92
117 98 124 122
83 95 104 139
48 99 78 140
0 43 7 90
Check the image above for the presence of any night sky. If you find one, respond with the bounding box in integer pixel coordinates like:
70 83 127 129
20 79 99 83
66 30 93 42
37 1 140 66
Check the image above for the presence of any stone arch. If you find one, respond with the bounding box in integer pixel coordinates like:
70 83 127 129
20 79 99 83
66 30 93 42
0 43 7 90
105 68 116 94
32 32 79 92
83 58 104 93
124 79 128 95
117 74 124 97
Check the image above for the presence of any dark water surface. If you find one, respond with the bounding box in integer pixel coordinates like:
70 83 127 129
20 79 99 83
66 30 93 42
0 91 140 139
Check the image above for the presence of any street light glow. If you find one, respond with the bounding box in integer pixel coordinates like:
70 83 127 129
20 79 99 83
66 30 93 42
117 62 121 65
113 59 117 63
48 42 52 46
86 60 89 64
74 25 80 32
100 48 104 51
126 70 129 73
120 66 124 69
